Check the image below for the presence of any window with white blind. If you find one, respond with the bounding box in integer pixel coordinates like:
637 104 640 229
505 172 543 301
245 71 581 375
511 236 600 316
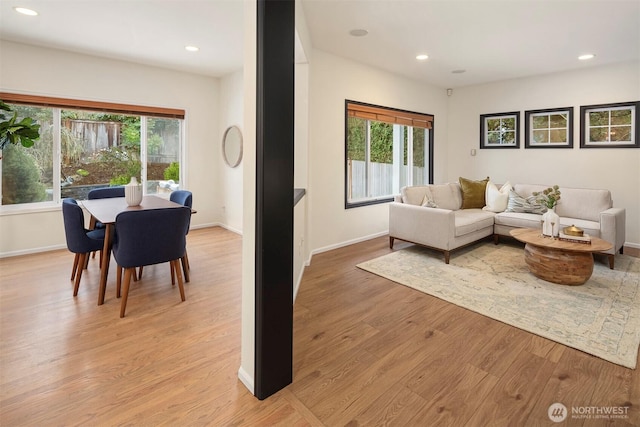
345 100 434 208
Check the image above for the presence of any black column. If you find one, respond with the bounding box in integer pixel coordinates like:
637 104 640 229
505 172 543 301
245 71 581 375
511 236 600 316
255 0 295 400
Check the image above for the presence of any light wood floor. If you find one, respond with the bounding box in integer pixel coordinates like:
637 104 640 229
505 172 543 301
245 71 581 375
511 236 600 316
1 227 638 426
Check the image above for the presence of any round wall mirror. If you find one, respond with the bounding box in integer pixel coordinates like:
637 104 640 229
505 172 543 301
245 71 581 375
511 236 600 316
222 125 243 168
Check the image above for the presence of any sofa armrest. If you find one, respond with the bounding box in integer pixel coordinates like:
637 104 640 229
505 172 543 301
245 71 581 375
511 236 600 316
389 202 455 250
600 207 625 253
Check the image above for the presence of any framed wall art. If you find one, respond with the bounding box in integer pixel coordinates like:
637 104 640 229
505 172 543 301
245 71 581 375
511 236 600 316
480 112 520 149
580 101 639 148
525 107 573 148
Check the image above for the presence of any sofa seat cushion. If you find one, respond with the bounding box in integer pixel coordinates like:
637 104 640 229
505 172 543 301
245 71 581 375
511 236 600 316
495 212 544 229
494 212 602 238
454 209 495 237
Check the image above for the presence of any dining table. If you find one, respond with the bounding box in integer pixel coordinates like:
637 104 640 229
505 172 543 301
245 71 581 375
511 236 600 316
80 195 184 305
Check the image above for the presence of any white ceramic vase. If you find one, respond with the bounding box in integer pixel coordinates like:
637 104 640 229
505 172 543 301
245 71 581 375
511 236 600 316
124 177 143 206
542 206 559 237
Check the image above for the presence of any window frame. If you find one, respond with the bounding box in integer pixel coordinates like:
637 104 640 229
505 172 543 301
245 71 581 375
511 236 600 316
0 93 185 214
580 101 639 148
344 100 434 209
479 112 520 149
524 107 573 149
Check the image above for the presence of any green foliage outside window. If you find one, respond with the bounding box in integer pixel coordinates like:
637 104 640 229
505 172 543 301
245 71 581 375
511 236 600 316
369 122 393 163
1 144 46 204
347 117 426 165
163 162 180 181
0 101 41 151
347 117 366 162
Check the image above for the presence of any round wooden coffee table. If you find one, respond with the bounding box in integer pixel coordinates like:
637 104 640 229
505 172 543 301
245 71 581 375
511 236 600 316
510 228 612 286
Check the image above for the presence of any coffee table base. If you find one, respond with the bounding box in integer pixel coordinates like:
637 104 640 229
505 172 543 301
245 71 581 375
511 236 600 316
524 243 594 286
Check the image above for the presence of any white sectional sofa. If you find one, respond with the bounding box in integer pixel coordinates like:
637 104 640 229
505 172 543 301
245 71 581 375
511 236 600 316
388 182 626 268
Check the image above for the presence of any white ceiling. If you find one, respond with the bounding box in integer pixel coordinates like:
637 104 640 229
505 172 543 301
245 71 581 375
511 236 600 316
0 0 245 78
1 0 638 88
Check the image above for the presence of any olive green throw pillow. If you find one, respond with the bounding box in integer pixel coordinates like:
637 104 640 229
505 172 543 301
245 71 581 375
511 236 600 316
459 176 490 209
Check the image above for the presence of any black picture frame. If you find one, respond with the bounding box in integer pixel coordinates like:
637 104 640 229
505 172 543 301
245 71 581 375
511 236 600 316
524 107 573 149
480 111 520 149
580 101 640 148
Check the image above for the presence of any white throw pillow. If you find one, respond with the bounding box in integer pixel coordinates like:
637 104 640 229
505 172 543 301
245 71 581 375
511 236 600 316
483 181 512 212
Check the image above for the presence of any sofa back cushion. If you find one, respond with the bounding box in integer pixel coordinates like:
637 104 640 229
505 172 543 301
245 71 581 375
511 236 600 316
431 183 463 210
401 186 431 206
513 184 612 222
400 183 462 210
555 187 612 222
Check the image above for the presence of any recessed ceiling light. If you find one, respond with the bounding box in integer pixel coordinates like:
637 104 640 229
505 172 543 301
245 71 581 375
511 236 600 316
451 69 466 74
578 54 595 60
416 54 429 61
14 7 38 16
185 45 199 52
349 29 368 37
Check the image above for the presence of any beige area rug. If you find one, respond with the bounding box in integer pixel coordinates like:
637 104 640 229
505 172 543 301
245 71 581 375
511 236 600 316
357 242 640 369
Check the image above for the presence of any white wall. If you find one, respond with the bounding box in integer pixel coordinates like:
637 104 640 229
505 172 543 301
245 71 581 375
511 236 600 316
0 40 221 256
447 61 640 247
293 1 312 296
294 61 310 297
238 0 256 394
218 70 244 234
307 49 449 254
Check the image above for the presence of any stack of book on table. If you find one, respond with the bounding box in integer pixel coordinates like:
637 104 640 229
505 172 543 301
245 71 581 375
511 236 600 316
558 231 591 244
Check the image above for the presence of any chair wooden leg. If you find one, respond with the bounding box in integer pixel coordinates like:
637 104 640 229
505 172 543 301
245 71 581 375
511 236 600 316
73 253 87 296
120 267 135 318
389 236 394 249
170 262 176 285
116 266 122 298
181 253 190 283
608 254 615 270
71 253 80 280
137 266 143 281
172 260 186 301
183 251 190 270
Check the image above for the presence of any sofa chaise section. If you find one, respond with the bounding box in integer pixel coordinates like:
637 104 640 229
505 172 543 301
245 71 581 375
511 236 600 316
389 183 496 264
494 184 625 268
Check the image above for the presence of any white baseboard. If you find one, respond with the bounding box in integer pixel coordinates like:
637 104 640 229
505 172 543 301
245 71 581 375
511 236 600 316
0 244 66 259
624 242 640 250
310 230 389 258
191 222 243 235
292 231 387 302
293 260 306 302
237 366 254 395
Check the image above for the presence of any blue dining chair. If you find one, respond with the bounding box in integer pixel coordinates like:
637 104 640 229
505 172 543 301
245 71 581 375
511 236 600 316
88 186 125 200
139 190 193 282
62 198 106 296
112 206 191 317
170 190 193 280
170 190 192 209
87 186 125 230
